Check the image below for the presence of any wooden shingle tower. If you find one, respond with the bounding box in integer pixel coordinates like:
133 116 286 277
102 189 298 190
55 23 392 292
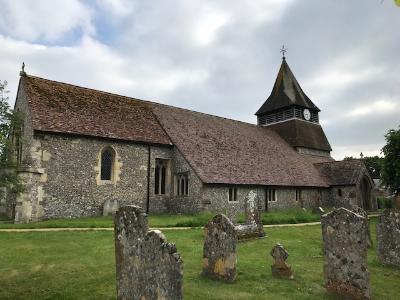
256 56 332 157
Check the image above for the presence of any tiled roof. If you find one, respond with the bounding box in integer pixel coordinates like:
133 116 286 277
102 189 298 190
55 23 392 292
151 105 329 187
256 59 320 115
267 119 332 152
314 159 368 186
22 75 172 145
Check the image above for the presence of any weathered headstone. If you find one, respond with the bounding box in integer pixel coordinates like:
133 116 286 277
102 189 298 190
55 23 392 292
114 205 183 300
236 190 265 240
270 243 294 279
377 209 400 268
321 208 370 300
203 214 237 282
349 205 372 248
103 199 119 216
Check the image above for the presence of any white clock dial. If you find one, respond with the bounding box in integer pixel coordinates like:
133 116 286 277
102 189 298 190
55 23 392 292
303 109 311 121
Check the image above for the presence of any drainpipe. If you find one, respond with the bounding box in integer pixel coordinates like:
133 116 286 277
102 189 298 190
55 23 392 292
146 145 151 214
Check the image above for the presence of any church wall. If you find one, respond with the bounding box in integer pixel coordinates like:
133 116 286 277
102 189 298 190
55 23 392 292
166 148 203 214
7 78 45 222
201 185 265 221
330 186 358 209
34 133 175 219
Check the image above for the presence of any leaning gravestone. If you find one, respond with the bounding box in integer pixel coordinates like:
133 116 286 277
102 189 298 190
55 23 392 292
377 209 400 268
103 199 119 216
114 205 183 300
270 243 294 279
235 190 265 240
203 214 237 282
321 208 370 300
349 205 372 248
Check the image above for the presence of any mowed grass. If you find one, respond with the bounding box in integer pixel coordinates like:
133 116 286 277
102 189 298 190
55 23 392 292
0 220 399 299
0 209 325 229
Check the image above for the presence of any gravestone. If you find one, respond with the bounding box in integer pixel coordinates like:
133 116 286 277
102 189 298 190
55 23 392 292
114 205 183 300
270 243 293 279
350 205 372 248
377 209 400 268
236 190 265 240
321 208 370 300
103 199 119 216
203 214 237 282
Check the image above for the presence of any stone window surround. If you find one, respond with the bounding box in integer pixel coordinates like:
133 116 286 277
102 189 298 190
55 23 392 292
295 189 302 201
228 186 238 202
267 188 277 202
155 158 170 195
97 146 118 185
175 172 189 197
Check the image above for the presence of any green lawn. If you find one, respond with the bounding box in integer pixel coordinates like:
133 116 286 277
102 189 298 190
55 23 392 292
0 220 399 299
0 209 325 229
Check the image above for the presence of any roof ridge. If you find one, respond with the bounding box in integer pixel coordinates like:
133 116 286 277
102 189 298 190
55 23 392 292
26 74 261 128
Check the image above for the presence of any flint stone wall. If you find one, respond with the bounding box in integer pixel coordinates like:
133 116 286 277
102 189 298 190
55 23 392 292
114 205 183 300
321 208 370 300
377 209 400 268
203 214 237 282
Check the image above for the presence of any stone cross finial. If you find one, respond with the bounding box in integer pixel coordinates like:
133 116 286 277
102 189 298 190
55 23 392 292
20 62 26 76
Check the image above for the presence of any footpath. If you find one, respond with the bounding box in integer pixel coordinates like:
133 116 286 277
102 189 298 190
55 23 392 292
0 214 379 233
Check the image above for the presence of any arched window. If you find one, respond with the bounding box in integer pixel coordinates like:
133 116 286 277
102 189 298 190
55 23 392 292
101 148 114 181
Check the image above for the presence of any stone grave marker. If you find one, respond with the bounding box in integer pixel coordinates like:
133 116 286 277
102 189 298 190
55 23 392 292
202 214 237 282
103 199 119 216
270 243 293 279
377 209 400 268
321 207 370 300
114 205 183 300
236 190 265 240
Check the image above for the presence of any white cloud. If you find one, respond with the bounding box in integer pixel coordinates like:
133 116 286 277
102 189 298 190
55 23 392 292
0 0 94 42
346 99 399 118
193 10 230 46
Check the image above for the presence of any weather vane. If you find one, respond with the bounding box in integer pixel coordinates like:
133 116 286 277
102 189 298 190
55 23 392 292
280 45 287 60
20 62 26 76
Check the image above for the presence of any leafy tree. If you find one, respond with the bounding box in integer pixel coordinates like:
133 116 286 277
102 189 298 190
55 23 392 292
0 80 23 195
381 126 400 195
343 155 383 179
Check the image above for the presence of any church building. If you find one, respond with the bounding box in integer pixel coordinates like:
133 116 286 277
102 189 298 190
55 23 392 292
3 57 376 223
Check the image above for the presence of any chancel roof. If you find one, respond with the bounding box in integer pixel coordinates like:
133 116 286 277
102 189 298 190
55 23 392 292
314 159 370 186
256 59 320 115
21 74 333 187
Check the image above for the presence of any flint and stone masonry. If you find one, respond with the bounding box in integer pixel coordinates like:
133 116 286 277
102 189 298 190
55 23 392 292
114 205 183 300
202 214 237 282
377 209 400 268
321 208 370 300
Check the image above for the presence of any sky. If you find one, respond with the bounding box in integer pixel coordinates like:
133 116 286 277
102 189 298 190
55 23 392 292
0 0 399 160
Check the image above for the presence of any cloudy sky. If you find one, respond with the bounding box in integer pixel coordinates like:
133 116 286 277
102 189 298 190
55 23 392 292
0 0 399 159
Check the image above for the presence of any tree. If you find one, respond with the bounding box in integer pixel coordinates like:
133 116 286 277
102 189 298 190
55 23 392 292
0 80 23 195
381 126 400 195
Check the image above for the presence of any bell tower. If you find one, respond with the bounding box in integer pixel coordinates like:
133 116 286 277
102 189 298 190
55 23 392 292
256 53 332 158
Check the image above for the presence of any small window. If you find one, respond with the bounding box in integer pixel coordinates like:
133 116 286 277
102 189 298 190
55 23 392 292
296 189 302 201
100 148 114 181
155 159 169 195
228 187 238 202
337 188 342 197
267 188 277 202
175 173 189 196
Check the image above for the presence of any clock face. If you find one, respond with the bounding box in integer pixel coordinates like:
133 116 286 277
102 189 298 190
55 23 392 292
303 109 311 121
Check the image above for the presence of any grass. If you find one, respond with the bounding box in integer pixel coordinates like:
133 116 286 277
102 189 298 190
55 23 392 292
0 219 399 299
0 209 327 229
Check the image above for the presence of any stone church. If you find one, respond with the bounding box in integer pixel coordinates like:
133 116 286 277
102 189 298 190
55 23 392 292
3 57 376 223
